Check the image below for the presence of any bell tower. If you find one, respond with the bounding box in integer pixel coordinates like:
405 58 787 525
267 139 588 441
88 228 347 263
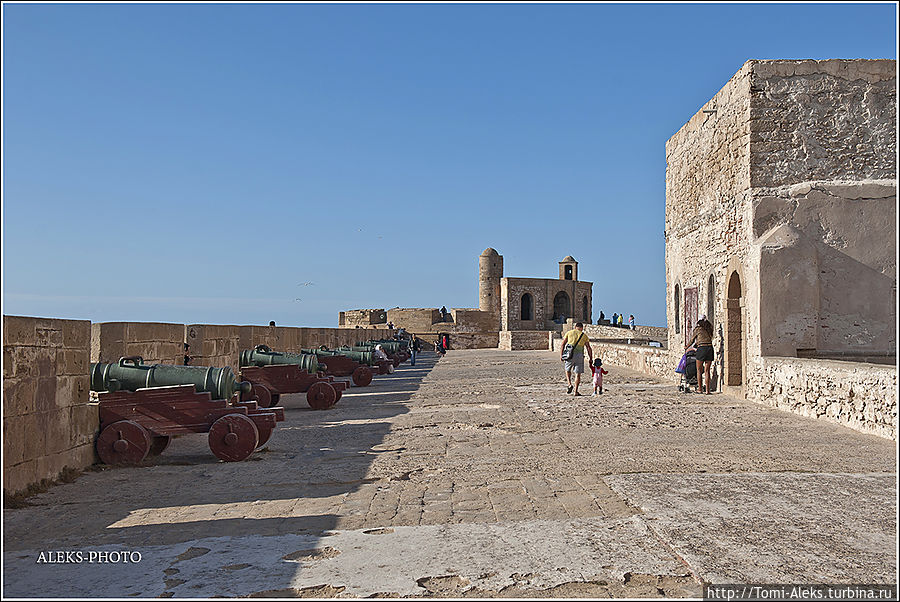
559 255 578 281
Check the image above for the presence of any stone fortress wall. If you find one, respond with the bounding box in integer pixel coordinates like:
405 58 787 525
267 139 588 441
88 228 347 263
3 315 397 498
665 58 896 439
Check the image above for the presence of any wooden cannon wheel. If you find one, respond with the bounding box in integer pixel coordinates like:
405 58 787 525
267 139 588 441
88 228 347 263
208 414 259 462
306 382 337 410
148 436 171 457
96 420 152 465
256 426 274 449
351 366 373 387
250 383 273 408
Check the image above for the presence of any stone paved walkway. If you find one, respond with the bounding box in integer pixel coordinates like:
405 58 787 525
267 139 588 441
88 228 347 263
3 349 896 597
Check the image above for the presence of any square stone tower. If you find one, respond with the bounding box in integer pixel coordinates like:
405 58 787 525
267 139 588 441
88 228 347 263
665 59 896 396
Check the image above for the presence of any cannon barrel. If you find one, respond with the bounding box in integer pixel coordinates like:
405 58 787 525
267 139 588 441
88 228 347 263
90 357 251 400
240 344 320 374
318 347 376 366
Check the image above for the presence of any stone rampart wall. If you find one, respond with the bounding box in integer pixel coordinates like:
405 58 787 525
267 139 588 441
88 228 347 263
3 316 97 498
746 356 897 440
498 330 552 351
583 323 668 346
91 322 186 365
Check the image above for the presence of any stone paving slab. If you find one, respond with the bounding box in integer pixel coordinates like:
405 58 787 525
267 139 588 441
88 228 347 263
1 516 698 598
604 472 897 585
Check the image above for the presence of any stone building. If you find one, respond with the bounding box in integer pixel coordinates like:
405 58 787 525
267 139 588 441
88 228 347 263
339 249 593 341
666 59 896 400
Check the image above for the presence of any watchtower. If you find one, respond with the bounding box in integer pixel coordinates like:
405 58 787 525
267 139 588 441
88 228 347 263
478 248 503 315
559 256 578 281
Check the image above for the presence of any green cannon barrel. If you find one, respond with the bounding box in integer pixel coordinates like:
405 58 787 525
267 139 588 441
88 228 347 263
240 344 320 374
90 357 251 400
325 347 376 365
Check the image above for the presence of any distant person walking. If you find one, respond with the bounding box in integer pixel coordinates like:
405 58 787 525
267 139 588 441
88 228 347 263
686 315 715 394
629 314 635 330
560 322 593 396
440 306 449 322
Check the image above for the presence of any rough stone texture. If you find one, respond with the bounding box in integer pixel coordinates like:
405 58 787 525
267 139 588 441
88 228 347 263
3 349 895 597
3 316 97 497
748 60 896 188
386 308 443 332
91 321 186 365
665 59 896 437
438 332 499 350
498 330 552 351
583 323 668 347
339 309 387 327
746 356 897 439
502 276 592 331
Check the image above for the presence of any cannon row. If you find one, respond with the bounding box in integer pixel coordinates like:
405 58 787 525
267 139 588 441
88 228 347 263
88 339 414 465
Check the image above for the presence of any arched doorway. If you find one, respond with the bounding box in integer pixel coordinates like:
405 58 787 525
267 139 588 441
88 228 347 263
726 271 743 387
552 291 570 321
520 293 533 321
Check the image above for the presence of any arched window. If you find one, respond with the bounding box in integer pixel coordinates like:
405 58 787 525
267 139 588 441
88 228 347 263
552 291 571 321
674 284 681 334
582 296 589 322
707 274 716 327
564 265 573 280
520 293 534 321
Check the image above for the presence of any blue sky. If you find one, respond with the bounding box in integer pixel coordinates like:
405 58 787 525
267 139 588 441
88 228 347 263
2 2 896 328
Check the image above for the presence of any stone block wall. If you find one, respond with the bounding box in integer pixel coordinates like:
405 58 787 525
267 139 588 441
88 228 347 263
3 316 97 497
583 323 668 346
441 332 499 350
746 356 897 440
498 330 553 351
91 321 186 365
386 308 441 332
449 309 496 332
339 309 387 327
501 277 593 330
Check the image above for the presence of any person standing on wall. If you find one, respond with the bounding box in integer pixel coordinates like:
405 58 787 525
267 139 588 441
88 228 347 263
560 322 593 396
686 315 715 394
410 334 421 366
611 312 618 327
629 314 635 330
598 310 605 325
617 314 624 327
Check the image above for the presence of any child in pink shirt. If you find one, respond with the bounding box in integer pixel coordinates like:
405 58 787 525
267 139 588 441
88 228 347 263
591 358 608 395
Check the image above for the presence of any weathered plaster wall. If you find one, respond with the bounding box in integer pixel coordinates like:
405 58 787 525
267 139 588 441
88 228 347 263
4 316 97 497
755 180 896 358
665 61 753 356
746 356 897 440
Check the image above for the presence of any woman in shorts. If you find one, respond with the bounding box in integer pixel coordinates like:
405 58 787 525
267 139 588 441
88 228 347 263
686 315 715 394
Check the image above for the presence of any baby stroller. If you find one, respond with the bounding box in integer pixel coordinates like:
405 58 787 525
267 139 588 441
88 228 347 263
676 348 698 393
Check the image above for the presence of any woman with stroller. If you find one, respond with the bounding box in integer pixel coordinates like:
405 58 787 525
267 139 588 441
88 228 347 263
686 315 715 394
